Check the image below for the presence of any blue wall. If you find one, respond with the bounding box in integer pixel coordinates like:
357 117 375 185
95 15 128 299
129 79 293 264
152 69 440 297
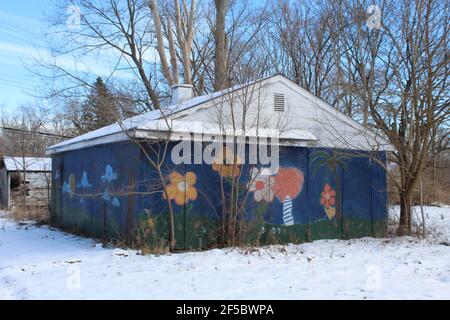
51 141 140 237
51 141 387 247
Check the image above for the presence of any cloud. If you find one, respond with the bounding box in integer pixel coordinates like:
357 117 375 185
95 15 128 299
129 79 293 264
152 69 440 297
0 42 33 55
0 10 40 27
0 39 142 80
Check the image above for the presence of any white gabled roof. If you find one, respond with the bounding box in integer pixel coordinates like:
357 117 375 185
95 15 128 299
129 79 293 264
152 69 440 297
46 77 273 154
2 157 52 172
46 74 393 154
46 75 282 154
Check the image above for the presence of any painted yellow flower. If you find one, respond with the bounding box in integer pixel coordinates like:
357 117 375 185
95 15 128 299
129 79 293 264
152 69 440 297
69 174 76 193
163 171 198 205
212 146 242 178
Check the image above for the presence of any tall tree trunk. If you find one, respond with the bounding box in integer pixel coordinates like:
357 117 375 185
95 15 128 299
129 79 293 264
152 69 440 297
157 169 176 251
333 169 344 239
175 0 195 85
149 0 175 87
214 0 229 91
419 176 426 238
398 191 412 235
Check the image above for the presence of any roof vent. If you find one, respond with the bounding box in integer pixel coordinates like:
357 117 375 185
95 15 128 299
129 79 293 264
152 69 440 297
274 93 284 112
171 84 194 105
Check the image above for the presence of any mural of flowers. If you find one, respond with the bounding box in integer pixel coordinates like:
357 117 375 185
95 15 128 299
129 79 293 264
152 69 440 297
271 168 304 226
212 146 241 178
321 183 336 219
163 171 198 206
248 168 275 202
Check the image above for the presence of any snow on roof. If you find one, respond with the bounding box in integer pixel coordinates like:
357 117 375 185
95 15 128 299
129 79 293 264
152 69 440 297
46 75 276 154
46 73 391 154
2 157 52 172
158 120 318 141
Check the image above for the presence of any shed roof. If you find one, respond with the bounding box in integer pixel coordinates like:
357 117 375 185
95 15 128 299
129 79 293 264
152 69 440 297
46 74 393 154
2 157 52 172
46 75 275 154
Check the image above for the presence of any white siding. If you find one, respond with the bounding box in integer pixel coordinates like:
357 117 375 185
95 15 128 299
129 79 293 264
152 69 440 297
171 77 390 150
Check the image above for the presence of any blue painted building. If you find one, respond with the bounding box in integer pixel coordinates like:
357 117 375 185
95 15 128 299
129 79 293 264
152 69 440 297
47 74 392 249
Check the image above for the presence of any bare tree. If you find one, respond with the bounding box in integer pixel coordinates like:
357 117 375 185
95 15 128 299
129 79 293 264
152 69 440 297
267 0 335 100
149 0 196 86
213 0 229 90
376 0 449 234
36 0 448 239
323 0 449 234
265 0 449 235
40 0 163 109
206 65 288 246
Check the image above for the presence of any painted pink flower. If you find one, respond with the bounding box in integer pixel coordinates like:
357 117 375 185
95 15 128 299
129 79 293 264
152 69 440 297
320 184 336 209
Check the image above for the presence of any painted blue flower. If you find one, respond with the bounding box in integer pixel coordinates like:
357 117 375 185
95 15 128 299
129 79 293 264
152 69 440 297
111 197 120 207
62 182 71 194
101 165 118 183
78 171 93 188
102 189 110 202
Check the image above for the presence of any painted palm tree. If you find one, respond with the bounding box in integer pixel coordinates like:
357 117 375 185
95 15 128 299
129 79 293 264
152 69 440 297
311 150 349 238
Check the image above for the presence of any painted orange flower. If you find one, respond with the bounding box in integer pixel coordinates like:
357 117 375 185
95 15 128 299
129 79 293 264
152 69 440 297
212 146 242 178
271 167 304 202
163 171 198 205
320 184 336 209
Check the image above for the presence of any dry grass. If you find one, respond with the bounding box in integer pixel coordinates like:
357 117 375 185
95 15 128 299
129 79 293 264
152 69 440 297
9 205 50 224
117 211 170 255
388 159 450 206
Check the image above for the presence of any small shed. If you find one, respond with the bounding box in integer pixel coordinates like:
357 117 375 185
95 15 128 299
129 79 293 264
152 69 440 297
46 74 392 248
0 156 52 210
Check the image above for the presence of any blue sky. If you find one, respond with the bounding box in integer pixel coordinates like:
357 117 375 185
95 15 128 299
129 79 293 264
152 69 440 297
0 0 160 112
0 0 55 110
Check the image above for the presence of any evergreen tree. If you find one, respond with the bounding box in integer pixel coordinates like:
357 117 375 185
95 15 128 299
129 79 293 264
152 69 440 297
80 77 119 133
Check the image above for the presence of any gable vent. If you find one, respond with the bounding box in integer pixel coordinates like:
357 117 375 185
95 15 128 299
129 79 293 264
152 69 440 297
274 93 285 112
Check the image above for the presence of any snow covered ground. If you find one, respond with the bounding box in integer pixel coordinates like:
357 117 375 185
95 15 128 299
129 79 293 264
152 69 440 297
1 206 449 300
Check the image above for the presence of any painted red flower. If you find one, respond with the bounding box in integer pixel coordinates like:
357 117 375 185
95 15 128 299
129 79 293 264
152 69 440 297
320 184 336 209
